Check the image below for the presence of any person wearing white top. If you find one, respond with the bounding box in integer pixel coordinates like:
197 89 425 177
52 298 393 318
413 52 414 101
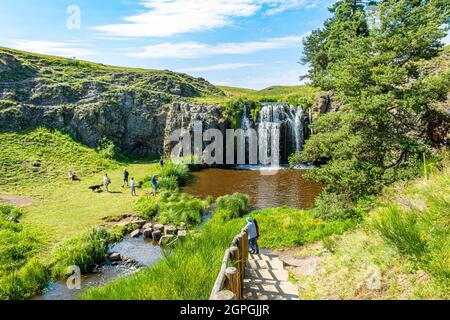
103 174 111 192
130 178 137 196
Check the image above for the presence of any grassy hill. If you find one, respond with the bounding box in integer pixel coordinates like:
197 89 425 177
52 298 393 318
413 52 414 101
0 128 115 187
0 47 224 100
191 85 320 106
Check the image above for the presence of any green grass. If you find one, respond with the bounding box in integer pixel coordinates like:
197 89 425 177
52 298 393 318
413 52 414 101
191 85 320 106
297 161 450 300
0 128 115 187
80 193 248 300
135 192 208 226
0 47 223 99
247 207 357 249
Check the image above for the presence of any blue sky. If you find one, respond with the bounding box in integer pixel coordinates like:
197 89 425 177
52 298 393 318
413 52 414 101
0 1 448 89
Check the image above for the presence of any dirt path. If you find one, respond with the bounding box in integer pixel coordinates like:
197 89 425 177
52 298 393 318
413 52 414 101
0 194 33 207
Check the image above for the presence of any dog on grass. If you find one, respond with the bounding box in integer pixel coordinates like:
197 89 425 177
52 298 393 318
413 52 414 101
89 184 103 192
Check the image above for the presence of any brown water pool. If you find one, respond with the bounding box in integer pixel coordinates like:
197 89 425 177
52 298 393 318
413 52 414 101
183 168 322 209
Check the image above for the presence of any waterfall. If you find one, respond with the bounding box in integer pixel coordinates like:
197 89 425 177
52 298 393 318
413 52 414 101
255 103 308 165
241 105 252 131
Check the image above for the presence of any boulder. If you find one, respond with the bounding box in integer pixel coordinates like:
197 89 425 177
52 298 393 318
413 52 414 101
164 225 177 235
142 223 153 230
143 228 153 239
109 252 121 261
153 224 164 232
130 229 141 238
152 230 162 242
131 219 146 229
159 235 175 246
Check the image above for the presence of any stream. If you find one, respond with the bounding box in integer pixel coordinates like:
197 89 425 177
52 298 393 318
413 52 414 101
33 236 163 300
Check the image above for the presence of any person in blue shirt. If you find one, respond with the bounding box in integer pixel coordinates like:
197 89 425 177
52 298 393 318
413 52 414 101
151 174 158 196
246 217 260 254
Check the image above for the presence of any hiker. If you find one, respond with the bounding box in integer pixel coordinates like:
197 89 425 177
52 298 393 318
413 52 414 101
159 158 164 168
246 217 260 254
253 218 260 254
122 168 129 187
103 174 111 193
151 174 158 196
130 177 137 196
68 171 79 181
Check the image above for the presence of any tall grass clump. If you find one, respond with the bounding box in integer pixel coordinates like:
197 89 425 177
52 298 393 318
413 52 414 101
0 259 50 300
0 204 23 221
51 228 117 276
215 193 249 221
135 193 208 226
371 163 450 286
160 162 189 186
0 220 41 277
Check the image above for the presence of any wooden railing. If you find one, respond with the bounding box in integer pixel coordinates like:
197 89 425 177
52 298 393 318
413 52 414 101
209 228 249 300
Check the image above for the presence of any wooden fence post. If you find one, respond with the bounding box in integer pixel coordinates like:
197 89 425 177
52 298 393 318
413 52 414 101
225 267 240 300
213 290 235 300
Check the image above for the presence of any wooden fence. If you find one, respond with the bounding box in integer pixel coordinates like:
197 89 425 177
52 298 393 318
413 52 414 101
209 228 249 300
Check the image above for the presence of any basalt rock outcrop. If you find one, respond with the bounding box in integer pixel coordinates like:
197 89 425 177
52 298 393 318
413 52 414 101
0 48 226 157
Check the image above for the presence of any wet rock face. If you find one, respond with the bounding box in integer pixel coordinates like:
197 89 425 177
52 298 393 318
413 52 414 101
163 103 228 157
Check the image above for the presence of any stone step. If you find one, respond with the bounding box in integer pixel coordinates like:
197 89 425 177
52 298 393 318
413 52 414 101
243 280 298 300
246 268 289 282
248 259 284 270
249 253 281 262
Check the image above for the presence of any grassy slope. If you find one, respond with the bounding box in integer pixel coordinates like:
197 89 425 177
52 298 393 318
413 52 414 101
0 47 223 98
190 85 321 105
298 162 450 300
0 128 159 250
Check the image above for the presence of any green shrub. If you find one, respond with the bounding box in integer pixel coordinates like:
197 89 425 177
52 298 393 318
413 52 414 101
0 205 23 221
0 259 49 300
158 176 179 191
51 228 114 276
96 138 121 160
313 191 359 220
0 220 40 277
373 207 428 259
160 162 189 186
135 196 160 220
215 193 249 222
158 193 208 226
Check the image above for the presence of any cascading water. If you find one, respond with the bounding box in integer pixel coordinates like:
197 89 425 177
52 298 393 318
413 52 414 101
256 103 307 164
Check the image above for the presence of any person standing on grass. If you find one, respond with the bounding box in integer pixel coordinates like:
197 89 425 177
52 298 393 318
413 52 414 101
151 174 158 196
122 168 129 188
159 157 164 169
253 218 260 254
103 174 111 193
246 217 259 255
130 177 137 196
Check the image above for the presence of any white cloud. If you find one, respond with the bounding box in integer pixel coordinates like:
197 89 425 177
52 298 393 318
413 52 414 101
3 40 95 58
94 0 319 38
129 34 307 58
178 62 260 72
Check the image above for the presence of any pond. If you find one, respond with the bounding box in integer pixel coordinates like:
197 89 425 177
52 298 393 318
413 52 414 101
183 167 322 209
